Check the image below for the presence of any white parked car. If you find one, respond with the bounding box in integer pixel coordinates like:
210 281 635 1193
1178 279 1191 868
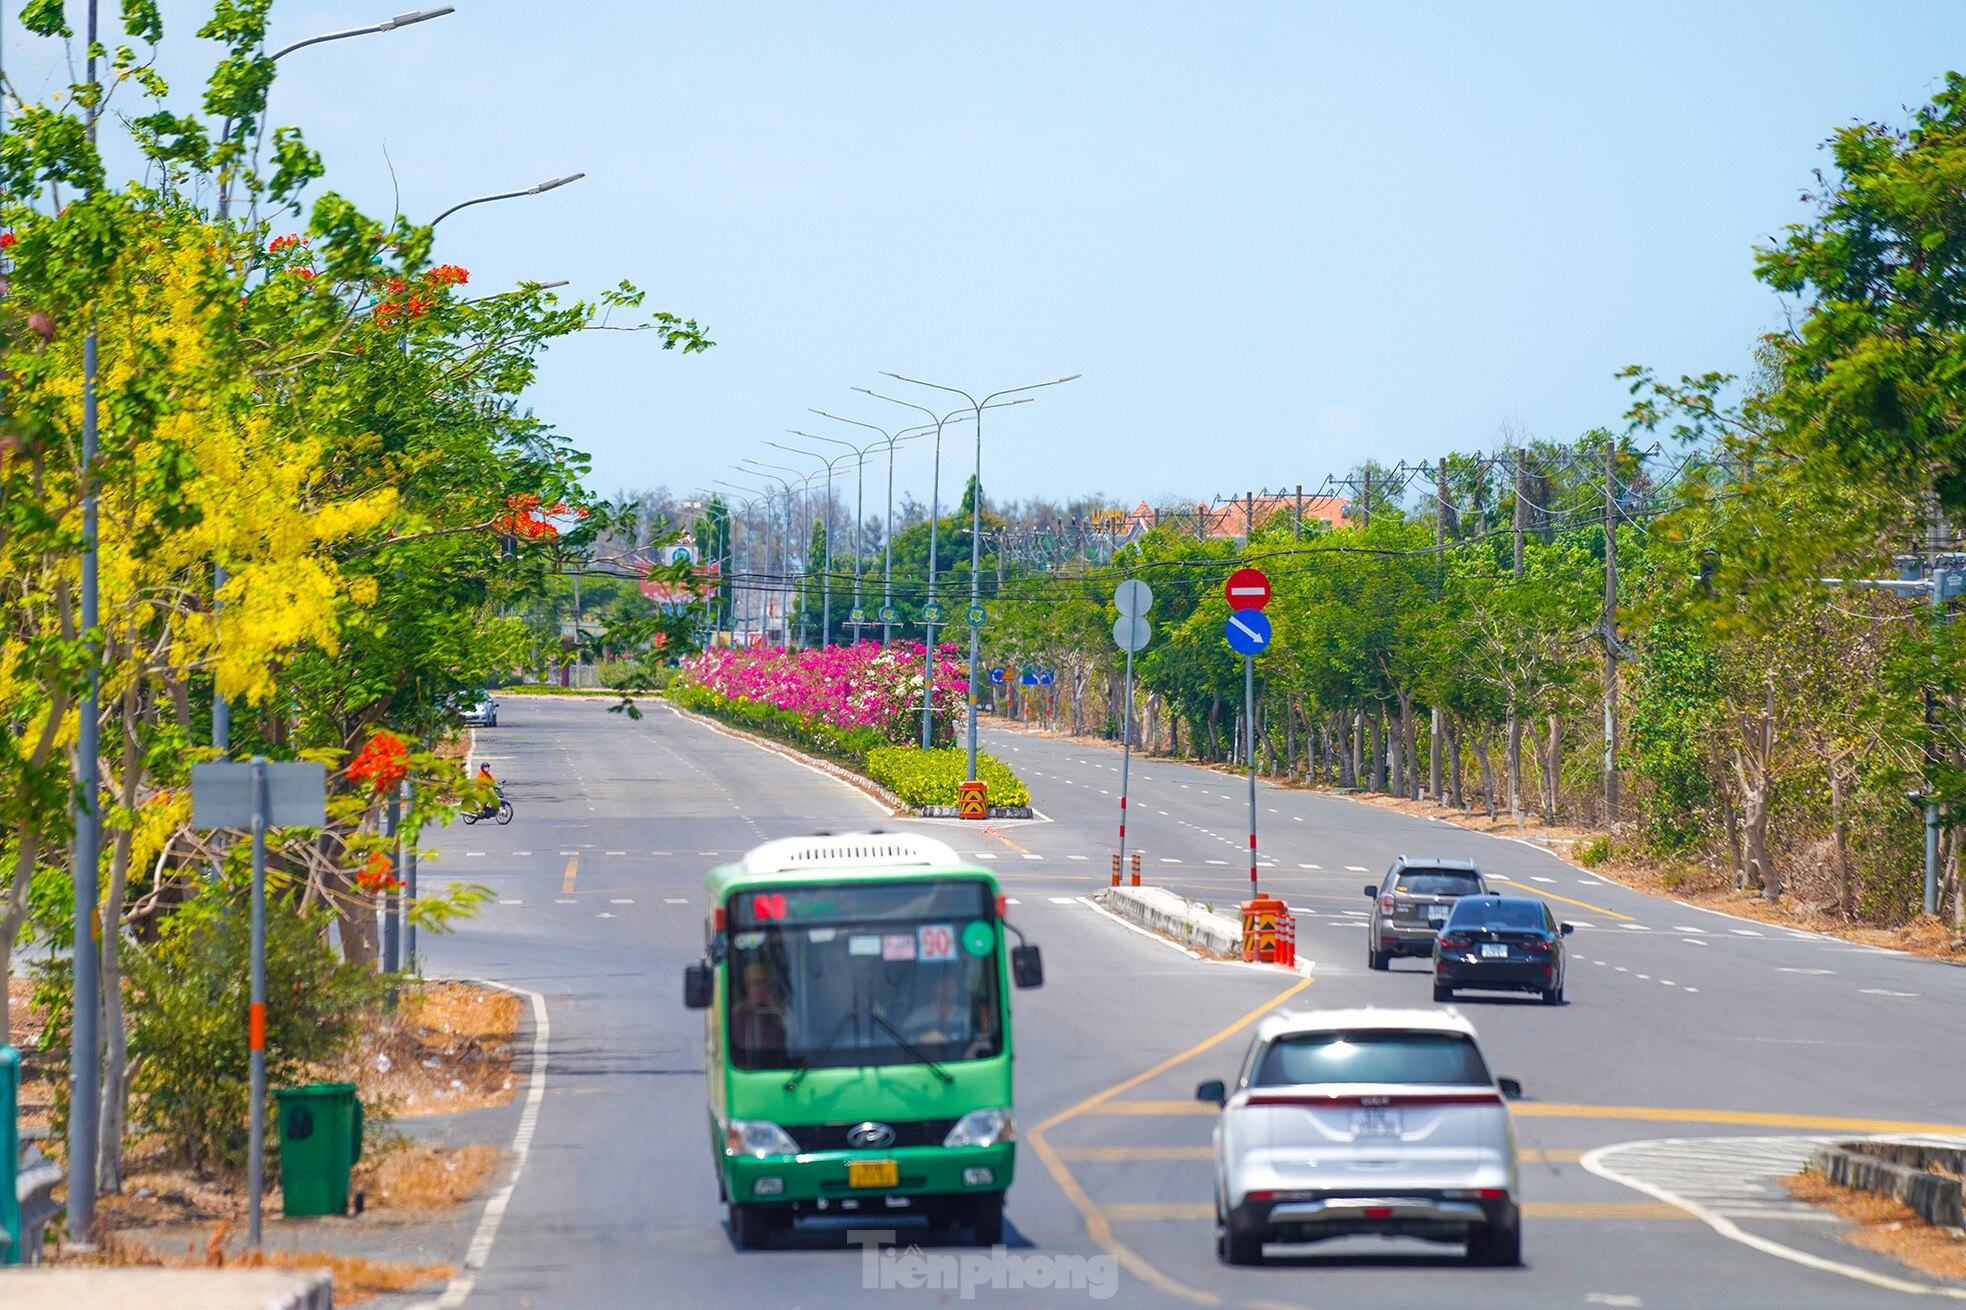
1197 1007 1523 1266
460 695 498 728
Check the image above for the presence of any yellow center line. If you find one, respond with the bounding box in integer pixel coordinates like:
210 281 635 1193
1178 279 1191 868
1504 885 1633 921
1026 975 1314 1307
562 854 579 895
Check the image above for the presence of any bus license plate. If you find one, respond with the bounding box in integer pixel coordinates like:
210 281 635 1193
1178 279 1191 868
848 1160 899 1189
1353 1108 1401 1138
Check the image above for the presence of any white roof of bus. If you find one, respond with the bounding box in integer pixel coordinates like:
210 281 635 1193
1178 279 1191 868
738 832 967 875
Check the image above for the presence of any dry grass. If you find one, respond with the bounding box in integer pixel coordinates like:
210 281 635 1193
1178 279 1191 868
55 1220 452 1304
323 981 522 1118
355 1141 501 1210
1782 1171 1966 1281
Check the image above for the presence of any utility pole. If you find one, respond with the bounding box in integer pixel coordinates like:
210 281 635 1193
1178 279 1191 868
1431 456 1447 802
1361 469 1372 529
1509 450 1528 824
1602 440 1621 822
1294 484 1303 541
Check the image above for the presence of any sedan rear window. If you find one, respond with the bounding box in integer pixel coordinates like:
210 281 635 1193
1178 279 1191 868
1254 1031 1491 1087
1449 899 1545 930
1393 871 1481 896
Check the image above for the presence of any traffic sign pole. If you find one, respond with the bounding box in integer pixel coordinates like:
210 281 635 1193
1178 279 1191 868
1220 569 1271 899
1111 581 1154 882
1246 652 1258 898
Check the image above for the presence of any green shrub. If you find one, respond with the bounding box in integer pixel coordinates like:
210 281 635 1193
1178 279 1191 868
865 746 1033 809
1571 834 1611 868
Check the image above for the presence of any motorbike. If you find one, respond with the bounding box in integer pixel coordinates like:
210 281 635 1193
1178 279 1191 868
463 784 513 826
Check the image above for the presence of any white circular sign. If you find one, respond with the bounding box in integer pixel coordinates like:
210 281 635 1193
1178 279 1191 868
1114 579 1154 617
1112 614 1152 653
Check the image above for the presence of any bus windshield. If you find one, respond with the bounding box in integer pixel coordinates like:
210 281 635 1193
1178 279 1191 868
725 879 1003 1072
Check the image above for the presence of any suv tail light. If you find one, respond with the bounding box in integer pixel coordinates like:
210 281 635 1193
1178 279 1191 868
1438 934 1472 950
1379 894 1397 914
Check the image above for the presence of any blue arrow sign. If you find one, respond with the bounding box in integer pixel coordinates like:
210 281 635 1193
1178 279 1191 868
1224 610 1272 656
1038 670 1055 686
1020 666 1039 686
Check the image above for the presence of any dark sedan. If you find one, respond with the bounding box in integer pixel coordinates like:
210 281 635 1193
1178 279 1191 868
1432 895 1572 1005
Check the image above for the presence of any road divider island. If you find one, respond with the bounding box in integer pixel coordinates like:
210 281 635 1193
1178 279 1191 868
669 643 1033 817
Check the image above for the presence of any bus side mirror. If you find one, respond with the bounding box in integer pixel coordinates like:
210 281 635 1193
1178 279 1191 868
683 963 713 1009
1011 945 1044 989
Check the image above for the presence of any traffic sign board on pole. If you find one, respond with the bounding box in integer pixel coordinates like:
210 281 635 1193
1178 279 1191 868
879 604 898 624
849 607 866 625
1112 613 1151 654
1225 567 1271 610
1114 579 1153 617
966 603 987 627
922 602 944 624
1223 610 1272 656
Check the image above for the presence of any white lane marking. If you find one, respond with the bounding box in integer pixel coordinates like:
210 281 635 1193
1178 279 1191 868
1673 926 1705 933
1636 974 1651 980
464 851 486 858
1529 876 1557 884
1860 989 1919 997
1158 810 1170 816
1068 854 1089 861
1567 920 1595 928
1683 939 1708 947
559 850 578 856
1683 987 1699 992
1161 857 1180 864
1344 865 1369 872
596 912 616 919
1206 859 1228 866
1777 967 1834 975
1004 898 1021 905
664 897 689 905
1615 967 1629 973
498 899 523 906
419 982 549 1310
1620 923 1650 931
1584 1139 1966 1302
1293 816 1303 821
554 898 576 905
513 851 532 856
1022 854 1045 861
1730 928 1764 937
1047 896 1078 905
605 850 626 856
610 898 633 905
1299 863 1320 870
975 853 999 860
697 850 719 855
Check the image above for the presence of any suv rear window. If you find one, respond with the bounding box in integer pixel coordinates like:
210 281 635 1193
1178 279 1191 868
1254 1031 1491 1087
1449 898 1545 930
1392 870 1481 896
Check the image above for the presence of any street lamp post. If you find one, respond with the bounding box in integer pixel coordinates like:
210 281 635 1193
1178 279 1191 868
430 172 585 228
880 373 1081 782
740 460 806 645
713 484 775 646
774 437 870 648
807 413 940 648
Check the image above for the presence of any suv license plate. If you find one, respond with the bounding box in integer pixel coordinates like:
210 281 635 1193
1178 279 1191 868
1353 1108 1401 1138
847 1160 899 1189
1481 943 1509 958
1426 905 1448 923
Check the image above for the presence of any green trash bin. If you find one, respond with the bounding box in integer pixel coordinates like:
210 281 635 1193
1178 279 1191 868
274 1082 364 1216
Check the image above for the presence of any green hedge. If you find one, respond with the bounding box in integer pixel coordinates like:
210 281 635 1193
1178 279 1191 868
667 683 888 768
865 745 1032 809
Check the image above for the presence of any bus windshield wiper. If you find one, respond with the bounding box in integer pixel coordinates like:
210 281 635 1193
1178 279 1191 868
783 1008 860 1092
868 1011 954 1084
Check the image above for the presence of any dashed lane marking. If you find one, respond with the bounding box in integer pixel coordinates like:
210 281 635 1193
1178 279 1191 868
605 850 626 856
1777 967 1834 975
610 898 633 905
1344 865 1369 872
1069 855 1089 861
1731 928 1764 937
1529 876 1557 883
499 899 523 906
663 897 689 905
1673 926 1705 933
1860 988 1919 997
1047 896 1078 905
464 851 486 858
554 899 576 905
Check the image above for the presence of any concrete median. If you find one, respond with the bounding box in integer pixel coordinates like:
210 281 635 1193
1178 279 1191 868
1093 885 1242 958
1810 1139 1965 1230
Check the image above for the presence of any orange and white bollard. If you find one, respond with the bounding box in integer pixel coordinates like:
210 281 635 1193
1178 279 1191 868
1130 852 1142 887
1110 852 1121 887
1277 913 1296 968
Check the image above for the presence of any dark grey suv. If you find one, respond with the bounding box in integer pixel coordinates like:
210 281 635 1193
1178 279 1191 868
1365 857 1488 970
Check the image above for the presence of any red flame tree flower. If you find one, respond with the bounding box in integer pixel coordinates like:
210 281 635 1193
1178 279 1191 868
347 730 409 796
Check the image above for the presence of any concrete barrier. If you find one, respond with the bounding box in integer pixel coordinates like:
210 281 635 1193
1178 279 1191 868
0 1268 333 1307
1094 886 1242 958
1810 1140 1965 1230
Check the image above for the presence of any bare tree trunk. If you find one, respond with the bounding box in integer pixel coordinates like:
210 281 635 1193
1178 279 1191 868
1446 715 1465 809
1206 697 1223 761
1828 754 1854 919
1478 725 1497 819
1542 714 1562 823
1506 703 1523 824
1395 691 1416 799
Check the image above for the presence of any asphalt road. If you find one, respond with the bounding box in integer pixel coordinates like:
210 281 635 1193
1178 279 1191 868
416 697 1966 1310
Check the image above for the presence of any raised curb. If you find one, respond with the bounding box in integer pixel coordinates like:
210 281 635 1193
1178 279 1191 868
1811 1139 1965 1230
1094 885 1241 958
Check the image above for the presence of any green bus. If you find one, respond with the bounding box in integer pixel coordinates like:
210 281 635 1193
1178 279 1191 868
684 833 1045 1249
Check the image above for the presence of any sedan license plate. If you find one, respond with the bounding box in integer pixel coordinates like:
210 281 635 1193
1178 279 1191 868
1352 1107 1402 1138
847 1159 899 1189
1481 943 1510 958
1426 905 1448 924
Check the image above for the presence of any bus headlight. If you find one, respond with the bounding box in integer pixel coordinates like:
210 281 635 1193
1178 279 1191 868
725 1119 801 1158
943 1108 1015 1149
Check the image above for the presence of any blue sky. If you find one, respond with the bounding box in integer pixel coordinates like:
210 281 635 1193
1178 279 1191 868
10 3 1965 509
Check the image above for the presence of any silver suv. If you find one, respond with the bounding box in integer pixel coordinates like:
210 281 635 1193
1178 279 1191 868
1365 857 1487 970
1197 1008 1523 1266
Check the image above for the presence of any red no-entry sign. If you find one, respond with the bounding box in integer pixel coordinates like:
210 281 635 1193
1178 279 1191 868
1225 568 1271 611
